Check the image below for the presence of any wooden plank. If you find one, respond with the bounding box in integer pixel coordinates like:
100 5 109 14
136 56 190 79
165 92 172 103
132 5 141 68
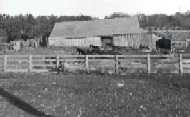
32 64 56 67
7 59 28 62
182 64 190 68
115 55 119 74
119 60 146 65
179 54 183 74
118 55 147 58
85 55 89 72
32 59 56 62
88 59 114 62
6 65 28 69
60 55 86 58
3 55 7 72
120 64 146 68
59 59 85 62
7 55 28 57
28 55 32 72
30 69 49 73
150 55 174 58
56 55 59 68
5 69 28 72
147 54 151 73
32 55 56 57
182 59 190 63
183 69 190 73
88 55 114 58
181 54 190 59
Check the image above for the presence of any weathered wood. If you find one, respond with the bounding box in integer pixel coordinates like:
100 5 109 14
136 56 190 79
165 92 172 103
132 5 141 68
5 69 28 72
120 64 146 68
179 54 183 74
88 55 114 58
32 59 56 62
30 69 49 73
32 64 56 67
115 55 119 74
182 64 190 68
182 59 190 63
28 55 32 72
60 55 86 58
59 59 84 62
1 54 186 74
3 55 7 72
150 55 174 58
118 55 147 58
56 55 60 68
85 55 89 72
147 54 151 73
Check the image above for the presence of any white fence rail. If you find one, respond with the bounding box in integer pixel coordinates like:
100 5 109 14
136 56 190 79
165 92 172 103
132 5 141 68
0 54 190 73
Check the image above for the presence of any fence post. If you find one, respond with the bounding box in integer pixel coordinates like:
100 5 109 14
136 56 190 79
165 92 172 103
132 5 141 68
115 55 119 74
147 54 151 74
28 55 32 72
85 55 89 72
3 55 7 72
56 55 60 68
179 54 183 74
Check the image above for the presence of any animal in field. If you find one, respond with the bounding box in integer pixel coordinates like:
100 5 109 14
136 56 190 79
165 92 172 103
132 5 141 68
76 48 87 55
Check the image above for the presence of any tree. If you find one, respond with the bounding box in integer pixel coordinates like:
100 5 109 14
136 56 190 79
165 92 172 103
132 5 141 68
104 12 130 19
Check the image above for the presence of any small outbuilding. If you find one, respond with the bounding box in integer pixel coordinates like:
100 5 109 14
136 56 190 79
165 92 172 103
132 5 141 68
154 30 190 51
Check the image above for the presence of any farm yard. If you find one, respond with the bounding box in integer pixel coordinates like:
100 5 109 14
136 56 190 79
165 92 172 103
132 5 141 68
0 73 190 117
2 11 190 117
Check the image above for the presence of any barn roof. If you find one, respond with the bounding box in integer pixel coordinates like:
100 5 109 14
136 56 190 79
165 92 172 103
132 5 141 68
49 17 144 38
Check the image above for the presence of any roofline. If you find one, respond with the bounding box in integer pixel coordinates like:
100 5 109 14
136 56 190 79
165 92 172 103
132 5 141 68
55 16 139 24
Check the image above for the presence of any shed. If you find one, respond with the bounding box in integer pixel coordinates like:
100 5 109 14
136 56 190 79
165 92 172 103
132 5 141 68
49 17 154 49
154 30 190 50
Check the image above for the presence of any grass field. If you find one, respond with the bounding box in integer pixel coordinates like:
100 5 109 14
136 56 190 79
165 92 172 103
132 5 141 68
0 73 190 117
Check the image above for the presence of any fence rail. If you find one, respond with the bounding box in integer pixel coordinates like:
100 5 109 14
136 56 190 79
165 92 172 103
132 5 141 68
1 54 190 74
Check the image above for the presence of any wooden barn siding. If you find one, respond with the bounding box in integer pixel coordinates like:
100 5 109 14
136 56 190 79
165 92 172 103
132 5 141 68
171 40 187 49
49 37 102 47
113 33 154 49
0 36 7 43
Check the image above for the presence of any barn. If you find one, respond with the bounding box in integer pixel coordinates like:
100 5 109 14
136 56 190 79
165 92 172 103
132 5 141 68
49 17 155 49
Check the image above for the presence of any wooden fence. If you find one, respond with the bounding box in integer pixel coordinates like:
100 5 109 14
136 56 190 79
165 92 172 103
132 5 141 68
1 54 190 74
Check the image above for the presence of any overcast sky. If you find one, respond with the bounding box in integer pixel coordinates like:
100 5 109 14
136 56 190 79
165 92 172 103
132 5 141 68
0 0 190 18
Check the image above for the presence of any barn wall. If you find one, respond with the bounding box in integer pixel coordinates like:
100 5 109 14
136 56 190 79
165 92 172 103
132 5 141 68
0 36 7 43
49 37 101 47
171 40 187 49
113 33 154 49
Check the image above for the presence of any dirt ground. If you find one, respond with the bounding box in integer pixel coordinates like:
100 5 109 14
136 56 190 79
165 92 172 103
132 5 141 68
2 47 78 55
0 73 190 117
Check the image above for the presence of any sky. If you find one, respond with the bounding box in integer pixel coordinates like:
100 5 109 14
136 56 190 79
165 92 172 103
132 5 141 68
0 0 190 18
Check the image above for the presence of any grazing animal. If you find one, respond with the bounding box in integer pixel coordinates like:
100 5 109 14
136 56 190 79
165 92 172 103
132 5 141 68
76 48 87 55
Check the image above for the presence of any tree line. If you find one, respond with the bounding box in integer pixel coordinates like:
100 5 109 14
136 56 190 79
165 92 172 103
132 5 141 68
0 14 93 42
105 11 190 30
0 11 190 42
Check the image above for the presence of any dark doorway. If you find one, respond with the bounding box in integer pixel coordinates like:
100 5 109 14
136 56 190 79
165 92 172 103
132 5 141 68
101 36 113 49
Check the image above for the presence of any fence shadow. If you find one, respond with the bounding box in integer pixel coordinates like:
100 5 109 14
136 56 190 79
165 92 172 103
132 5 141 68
0 87 55 117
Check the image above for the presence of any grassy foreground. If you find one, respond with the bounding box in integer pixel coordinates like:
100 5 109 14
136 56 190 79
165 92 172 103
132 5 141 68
0 73 190 117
